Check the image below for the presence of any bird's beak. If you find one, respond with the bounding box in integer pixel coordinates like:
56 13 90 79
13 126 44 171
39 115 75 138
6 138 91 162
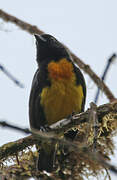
34 34 46 43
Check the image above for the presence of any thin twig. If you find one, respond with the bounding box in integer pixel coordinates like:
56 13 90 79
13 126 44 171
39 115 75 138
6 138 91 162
0 64 24 88
0 9 115 101
105 168 111 180
0 121 30 134
94 53 117 104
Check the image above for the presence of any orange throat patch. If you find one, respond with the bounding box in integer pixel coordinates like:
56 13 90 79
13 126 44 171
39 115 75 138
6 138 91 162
48 58 74 80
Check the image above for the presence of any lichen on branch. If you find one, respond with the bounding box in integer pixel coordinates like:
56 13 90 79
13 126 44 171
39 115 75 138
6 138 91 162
0 102 117 179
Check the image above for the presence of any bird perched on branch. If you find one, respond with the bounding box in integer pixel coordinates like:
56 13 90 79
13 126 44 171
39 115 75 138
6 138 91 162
29 34 86 172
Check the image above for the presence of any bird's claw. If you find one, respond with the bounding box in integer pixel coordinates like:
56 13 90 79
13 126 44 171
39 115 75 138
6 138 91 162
40 125 51 132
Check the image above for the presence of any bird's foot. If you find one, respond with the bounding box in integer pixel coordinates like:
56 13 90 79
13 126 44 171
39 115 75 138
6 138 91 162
39 125 51 132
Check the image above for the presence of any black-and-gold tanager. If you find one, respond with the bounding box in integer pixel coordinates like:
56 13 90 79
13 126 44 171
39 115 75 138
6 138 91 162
29 34 86 172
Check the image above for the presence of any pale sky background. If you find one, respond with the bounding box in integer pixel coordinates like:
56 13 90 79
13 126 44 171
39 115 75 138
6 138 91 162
0 1 117 179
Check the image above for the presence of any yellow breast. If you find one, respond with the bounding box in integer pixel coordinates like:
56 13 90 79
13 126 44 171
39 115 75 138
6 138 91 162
40 58 84 125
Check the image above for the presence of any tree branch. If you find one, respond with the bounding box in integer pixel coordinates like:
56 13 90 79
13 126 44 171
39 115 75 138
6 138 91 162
0 102 117 139
94 54 117 103
0 101 117 161
50 101 117 135
0 121 30 134
72 52 115 101
1 130 117 175
0 9 43 34
0 9 115 101
0 64 24 88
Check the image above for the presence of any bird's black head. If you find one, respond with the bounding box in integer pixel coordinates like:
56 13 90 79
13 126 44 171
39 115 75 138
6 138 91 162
34 34 70 65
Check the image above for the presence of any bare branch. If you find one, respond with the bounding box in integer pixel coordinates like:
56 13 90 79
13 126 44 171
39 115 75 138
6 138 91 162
94 53 117 103
0 120 30 134
0 9 43 34
0 64 24 88
72 52 116 102
0 9 115 101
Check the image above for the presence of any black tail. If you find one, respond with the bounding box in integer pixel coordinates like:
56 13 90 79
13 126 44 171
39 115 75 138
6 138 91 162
37 130 77 172
37 147 56 172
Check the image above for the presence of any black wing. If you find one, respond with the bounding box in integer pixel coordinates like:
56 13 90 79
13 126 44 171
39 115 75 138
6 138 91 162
73 64 86 112
29 69 50 130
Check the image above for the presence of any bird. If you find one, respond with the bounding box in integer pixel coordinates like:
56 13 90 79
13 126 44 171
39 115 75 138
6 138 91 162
29 34 86 172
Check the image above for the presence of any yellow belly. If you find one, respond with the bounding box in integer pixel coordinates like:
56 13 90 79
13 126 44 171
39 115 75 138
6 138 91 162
40 79 83 125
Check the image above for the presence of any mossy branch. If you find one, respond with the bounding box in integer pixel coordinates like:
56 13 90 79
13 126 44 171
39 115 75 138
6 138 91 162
0 101 117 161
50 101 117 135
